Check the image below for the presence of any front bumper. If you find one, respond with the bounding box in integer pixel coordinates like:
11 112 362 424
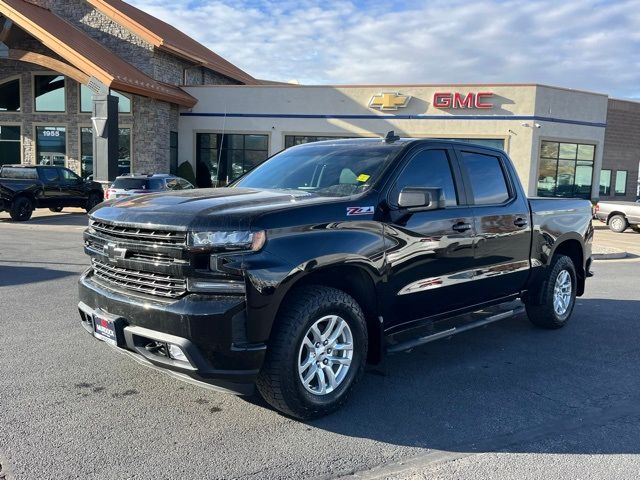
78 269 266 395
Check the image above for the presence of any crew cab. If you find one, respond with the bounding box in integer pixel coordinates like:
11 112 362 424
0 165 104 221
78 136 593 419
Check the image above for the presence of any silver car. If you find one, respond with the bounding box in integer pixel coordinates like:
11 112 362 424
595 200 640 233
105 174 194 200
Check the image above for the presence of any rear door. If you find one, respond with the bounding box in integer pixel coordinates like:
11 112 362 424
58 167 85 205
37 167 62 207
454 146 531 299
383 145 477 326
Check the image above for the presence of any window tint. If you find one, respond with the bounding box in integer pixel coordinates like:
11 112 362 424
392 149 458 206
39 167 59 182
60 168 80 182
1 167 37 179
459 151 510 205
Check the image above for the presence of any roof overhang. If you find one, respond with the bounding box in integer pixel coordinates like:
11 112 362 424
0 0 197 107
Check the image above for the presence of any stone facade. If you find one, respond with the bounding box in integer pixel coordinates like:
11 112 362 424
1 0 241 176
601 99 640 201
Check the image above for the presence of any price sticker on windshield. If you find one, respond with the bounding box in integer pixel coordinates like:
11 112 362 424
346 206 375 216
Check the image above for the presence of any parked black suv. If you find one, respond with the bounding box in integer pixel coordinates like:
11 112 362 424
78 137 593 418
0 165 104 221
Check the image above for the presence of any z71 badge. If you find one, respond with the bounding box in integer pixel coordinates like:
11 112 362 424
346 206 375 216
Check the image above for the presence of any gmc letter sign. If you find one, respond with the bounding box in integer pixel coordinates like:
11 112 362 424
433 92 493 109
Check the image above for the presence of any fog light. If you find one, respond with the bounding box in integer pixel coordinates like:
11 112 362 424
167 344 188 363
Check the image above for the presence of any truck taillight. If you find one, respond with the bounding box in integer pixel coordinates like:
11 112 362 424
594 204 599 212
105 189 115 200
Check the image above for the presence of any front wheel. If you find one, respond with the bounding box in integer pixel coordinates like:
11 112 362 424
9 196 34 221
609 214 627 233
256 286 368 419
525 254 577 329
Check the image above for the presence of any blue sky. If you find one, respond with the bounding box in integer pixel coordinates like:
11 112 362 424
130 0 640 99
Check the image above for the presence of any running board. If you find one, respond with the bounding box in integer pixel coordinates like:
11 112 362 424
386 305 525 354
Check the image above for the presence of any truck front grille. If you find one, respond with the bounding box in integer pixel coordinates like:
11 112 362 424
92 259 187 299
91 221 187 245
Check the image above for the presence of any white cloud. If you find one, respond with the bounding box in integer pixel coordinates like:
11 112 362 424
130 0 640 98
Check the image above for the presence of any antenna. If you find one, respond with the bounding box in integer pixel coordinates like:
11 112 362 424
384 130 400 143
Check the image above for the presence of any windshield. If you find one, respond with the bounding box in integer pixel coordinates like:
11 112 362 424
234 143 403 197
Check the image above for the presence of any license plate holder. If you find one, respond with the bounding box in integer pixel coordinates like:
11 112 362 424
93 310 125 347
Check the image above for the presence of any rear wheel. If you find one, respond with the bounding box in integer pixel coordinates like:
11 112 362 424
85 192 103 213
256 286 367 419
49 207 63 213
609 214 627 233
9 196 34 221
525 254 577 329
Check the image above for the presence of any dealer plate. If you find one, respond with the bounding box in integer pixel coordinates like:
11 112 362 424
93 311 119 346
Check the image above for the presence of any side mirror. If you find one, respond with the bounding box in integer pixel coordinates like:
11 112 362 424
397 187 445 212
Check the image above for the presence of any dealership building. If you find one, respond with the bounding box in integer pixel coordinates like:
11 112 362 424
0 0 638 201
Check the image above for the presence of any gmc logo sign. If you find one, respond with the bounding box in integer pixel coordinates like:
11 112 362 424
433 92 493 109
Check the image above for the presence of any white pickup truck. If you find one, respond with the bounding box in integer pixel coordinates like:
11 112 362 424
595 200 640 233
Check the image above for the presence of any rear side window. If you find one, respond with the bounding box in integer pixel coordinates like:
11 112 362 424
1 167 37 179
392 149 458 206
459 151 510 205
39 167 59 182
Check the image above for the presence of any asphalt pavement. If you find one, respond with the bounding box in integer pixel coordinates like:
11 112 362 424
1 213 639 480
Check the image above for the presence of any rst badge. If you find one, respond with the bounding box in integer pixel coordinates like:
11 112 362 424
346 206 375 216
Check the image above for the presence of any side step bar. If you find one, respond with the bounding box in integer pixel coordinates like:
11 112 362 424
387 305 525 354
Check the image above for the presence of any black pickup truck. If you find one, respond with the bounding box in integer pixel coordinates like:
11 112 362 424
78 137 593 419
0 165 104 221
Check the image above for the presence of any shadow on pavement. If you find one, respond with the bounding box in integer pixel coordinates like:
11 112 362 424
277 298 640 455
0 265 77 287
0 211 88 227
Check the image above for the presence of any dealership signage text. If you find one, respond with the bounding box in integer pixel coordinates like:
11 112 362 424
433 92 493 109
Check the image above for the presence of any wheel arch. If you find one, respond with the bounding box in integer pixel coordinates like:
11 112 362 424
273 262 384 365
606 211 627 224
551 238 585 296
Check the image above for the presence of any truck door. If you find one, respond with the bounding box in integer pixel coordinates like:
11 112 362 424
454 146 531 299
37 167 62 207
383 146 476 326
59 167 85 206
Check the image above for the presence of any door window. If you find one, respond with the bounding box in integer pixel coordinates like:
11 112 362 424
459 151 510 205
60 168 80 183
39 167 59 182
392 149 458 206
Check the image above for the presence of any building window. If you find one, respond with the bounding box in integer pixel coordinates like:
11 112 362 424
80 127 93 179
615 170 627 196
118 128 132 175
36 126 66 166
80 85 132 114
0 125 21 166
196 133 268 187
170 131 178 174
284 135 354 149
599 169 612 196
34 75 65 112
0 79 20 112
537 141 595 199
80 127 132 178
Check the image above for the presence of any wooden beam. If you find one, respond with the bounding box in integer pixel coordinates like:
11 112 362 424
8 49 91 84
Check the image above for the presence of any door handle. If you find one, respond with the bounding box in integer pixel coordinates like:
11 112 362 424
514 218 528 228
452 222 472 233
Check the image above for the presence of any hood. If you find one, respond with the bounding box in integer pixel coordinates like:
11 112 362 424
90 187 339 230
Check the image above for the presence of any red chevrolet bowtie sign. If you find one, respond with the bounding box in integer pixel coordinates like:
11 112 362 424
433 92 494 109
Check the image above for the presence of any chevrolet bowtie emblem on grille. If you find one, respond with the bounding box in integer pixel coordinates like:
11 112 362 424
104 242 127 261
368 92 411 111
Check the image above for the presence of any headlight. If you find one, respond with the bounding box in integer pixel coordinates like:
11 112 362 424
189 230 266 251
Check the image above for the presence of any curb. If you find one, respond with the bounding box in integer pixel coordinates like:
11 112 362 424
592 250 627 260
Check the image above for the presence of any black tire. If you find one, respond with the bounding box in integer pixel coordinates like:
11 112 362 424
608 214 627 233
256 285 368 419
85 192 103 213
525 254 577 329
49 207 63 213
9 196 34 221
